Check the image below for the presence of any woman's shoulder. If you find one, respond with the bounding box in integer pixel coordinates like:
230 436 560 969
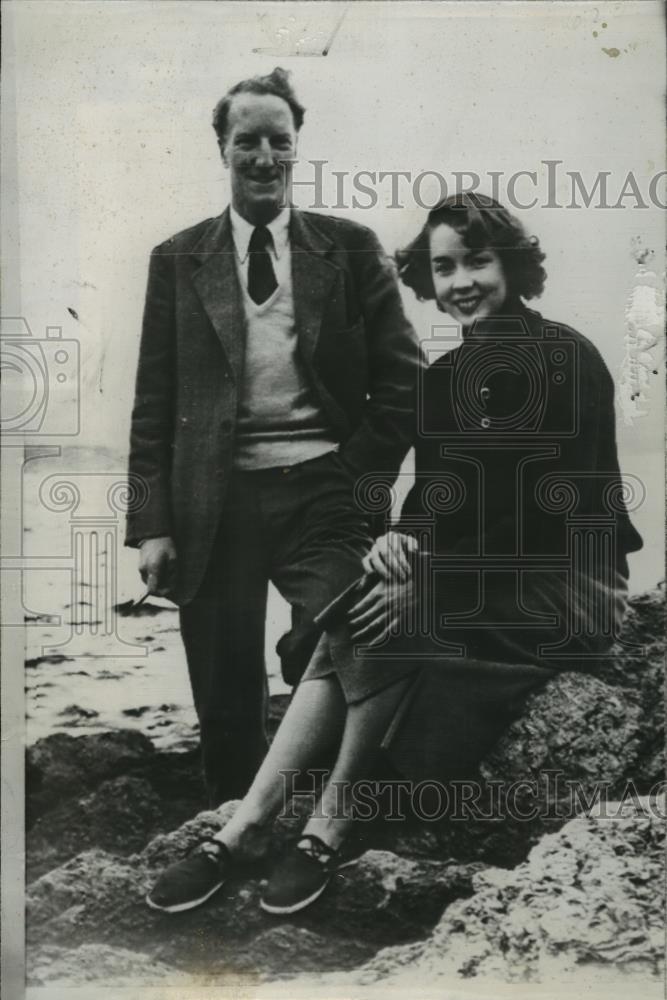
520 306 609 372
422 306 612 384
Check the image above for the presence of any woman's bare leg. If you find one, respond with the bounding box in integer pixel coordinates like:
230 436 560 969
302 675 412 851
214 675 346 857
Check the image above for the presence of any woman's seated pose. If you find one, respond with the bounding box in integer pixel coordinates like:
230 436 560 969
147 192 642 917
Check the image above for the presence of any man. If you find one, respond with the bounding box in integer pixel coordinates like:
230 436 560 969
126 68 422 807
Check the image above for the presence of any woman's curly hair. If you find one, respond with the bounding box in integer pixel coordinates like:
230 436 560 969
396 191 547 303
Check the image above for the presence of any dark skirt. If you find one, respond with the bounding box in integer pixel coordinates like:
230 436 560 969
300 568 628 782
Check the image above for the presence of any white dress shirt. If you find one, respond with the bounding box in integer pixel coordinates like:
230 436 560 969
230 206 291 291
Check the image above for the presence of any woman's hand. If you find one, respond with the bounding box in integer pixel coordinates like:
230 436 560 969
361 532 419 582
348 573 415 646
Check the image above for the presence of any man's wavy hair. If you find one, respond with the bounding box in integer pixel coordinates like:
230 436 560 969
212 67 305 145
396 192 547 303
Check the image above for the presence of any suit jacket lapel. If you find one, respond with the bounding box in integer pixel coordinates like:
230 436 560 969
289 210 338 368
191 209 245 383
191 208 338 383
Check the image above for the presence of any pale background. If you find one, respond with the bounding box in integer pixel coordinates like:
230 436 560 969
1 3 665 993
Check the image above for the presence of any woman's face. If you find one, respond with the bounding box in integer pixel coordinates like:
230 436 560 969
429 223 508 328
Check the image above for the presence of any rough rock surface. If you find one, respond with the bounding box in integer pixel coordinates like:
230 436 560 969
350 796 665 986
596 584 665 787
26 729 157 823
482 670 643 787
27 747 206 882
28 943 192 988
26 697 294 881
26 798 664 989
26 804 482 980
25 587 665 987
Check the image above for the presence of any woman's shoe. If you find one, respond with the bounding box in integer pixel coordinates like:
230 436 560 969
260 834 350 915
146 837 233 913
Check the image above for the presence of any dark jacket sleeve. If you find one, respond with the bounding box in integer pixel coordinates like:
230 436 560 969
125 245 175 547
337 227 425 482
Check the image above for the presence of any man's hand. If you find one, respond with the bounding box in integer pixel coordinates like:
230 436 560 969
362 531 418 582
139 536 177 598
348 573 415 646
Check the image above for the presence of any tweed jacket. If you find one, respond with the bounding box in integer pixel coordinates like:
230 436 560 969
125 208 423 604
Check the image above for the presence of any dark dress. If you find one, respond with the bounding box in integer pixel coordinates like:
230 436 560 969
301 303 643 780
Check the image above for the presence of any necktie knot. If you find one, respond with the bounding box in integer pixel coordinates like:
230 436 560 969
249 226 273 254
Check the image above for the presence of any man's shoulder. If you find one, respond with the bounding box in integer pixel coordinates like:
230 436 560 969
150 209 385 258
152 215 220 254
296 209 381 247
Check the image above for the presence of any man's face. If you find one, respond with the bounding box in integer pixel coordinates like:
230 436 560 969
221 92 297 225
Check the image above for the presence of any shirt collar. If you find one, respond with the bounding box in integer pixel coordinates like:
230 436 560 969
230 206 291 263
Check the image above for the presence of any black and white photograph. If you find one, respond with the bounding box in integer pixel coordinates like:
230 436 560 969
1 2 665 998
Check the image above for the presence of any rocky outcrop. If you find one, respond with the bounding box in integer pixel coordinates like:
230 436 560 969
26 802 484 980
27 729 157 822
26 796 665 988
28 944 192 989
596 584 665 788
27 741 206 882
26 698 294 881
25 587 665 987
349 795 665 987
483 670 643 787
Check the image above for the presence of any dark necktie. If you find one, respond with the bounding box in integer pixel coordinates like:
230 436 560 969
247 226 278 305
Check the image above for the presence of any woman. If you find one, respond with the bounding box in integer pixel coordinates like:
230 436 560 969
147 192 642 917
350 191 643 779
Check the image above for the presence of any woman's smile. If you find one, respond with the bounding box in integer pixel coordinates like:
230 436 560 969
450 291 485 316
429 223 508 328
